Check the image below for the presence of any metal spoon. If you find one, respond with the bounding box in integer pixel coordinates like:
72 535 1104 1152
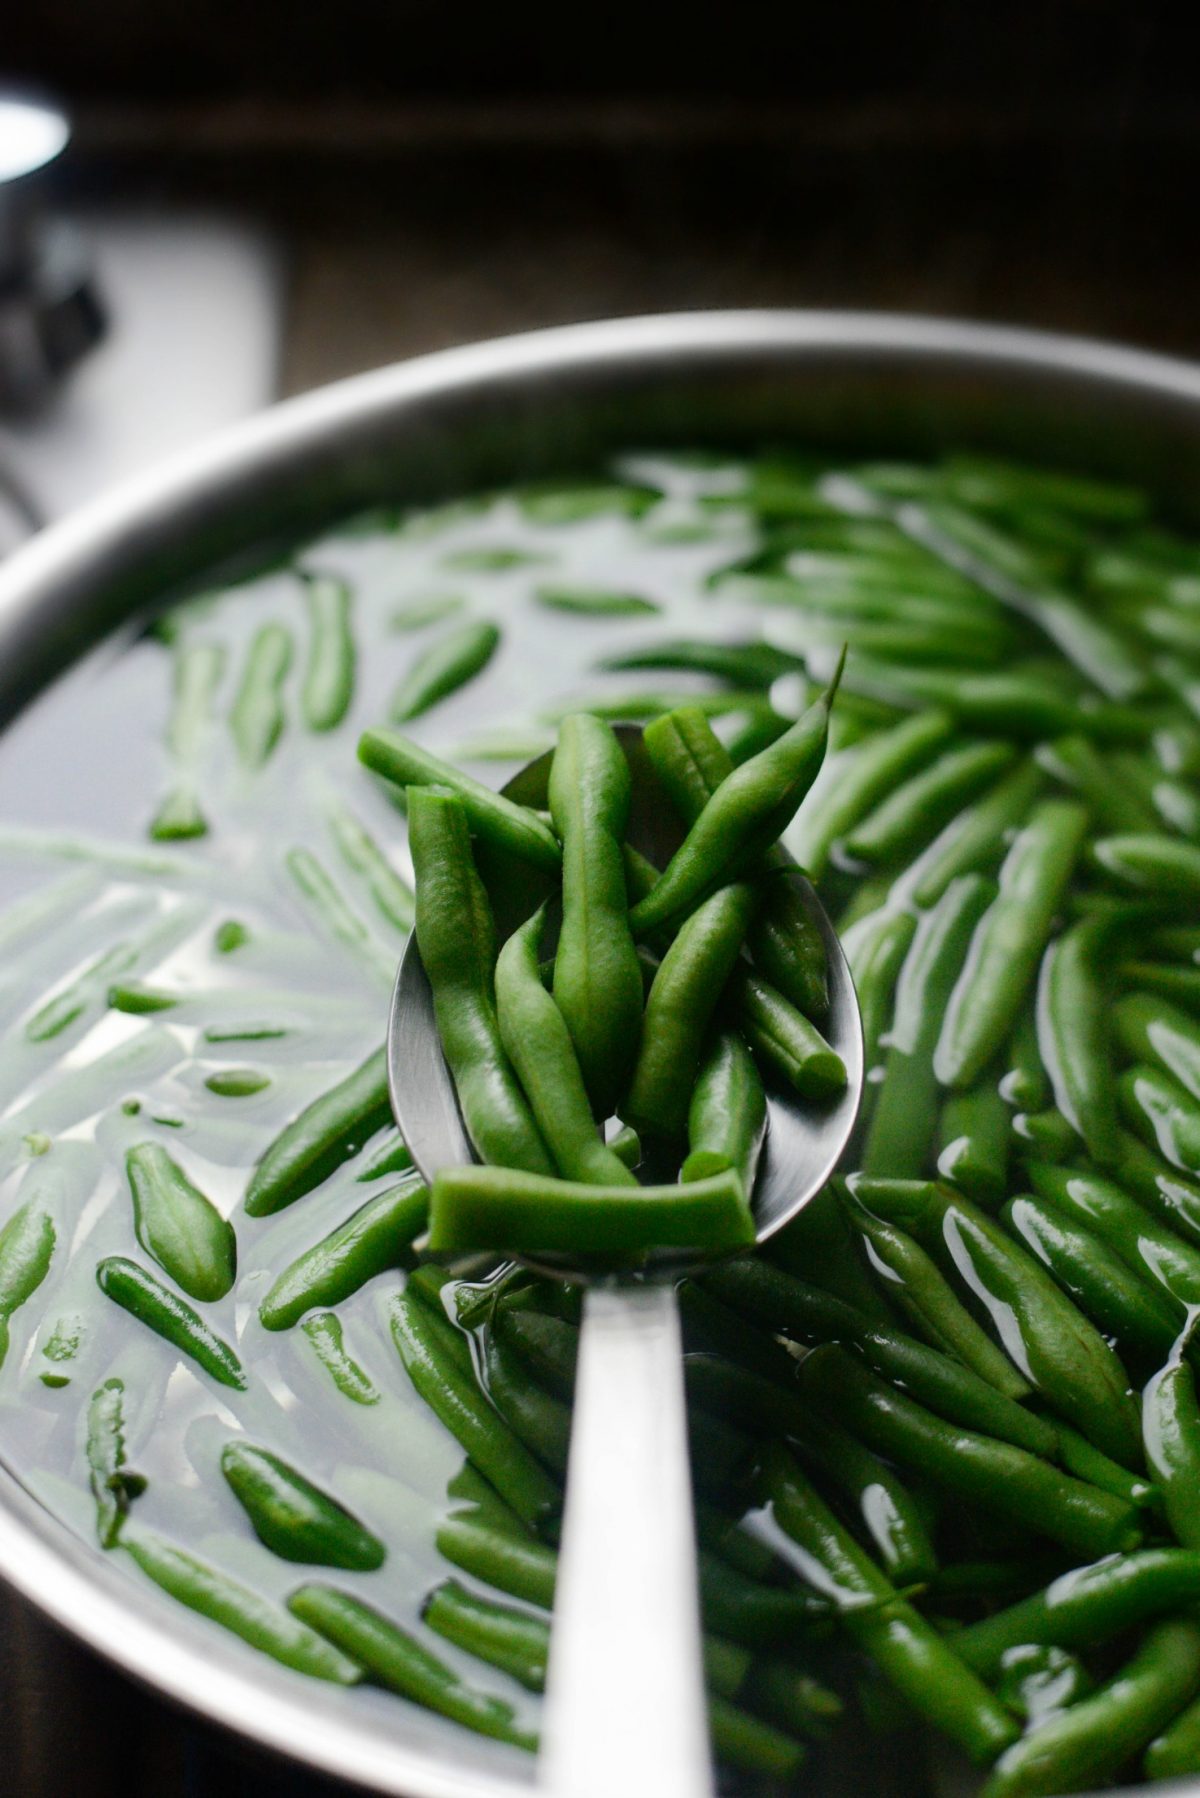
387 725 863 1798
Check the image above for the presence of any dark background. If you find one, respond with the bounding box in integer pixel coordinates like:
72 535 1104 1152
0 4 1193 1791
5 2 1195 393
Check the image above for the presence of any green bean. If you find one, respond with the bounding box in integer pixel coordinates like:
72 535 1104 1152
1147 1691 1200 1779
694 1503 781 1585
942 455 1147 522
424 1582 805 1776
521 478 658 522
214 918 250 953
97 1256 245 1387
1003 1192 1184 1365
543 688 777 727
299 1311 380 1405
1143 1351 1200 1549
1112 1129 1200 1246
428 1163 754 1257
289 1584 537 1746
626 882 757 1139
712 1698 809 1777
126 1142 236 1302
802 1344 1140 1560
982 1619 1200 1798
936 800 1089 1088
435 1515 555 1606
1035 913 1119 1165
231 623 292 768
1012 1106 1081 1160
883 495 1143 697
728 967 846 1100
629 669 838 934
108 982 178 1014
244 1045 393 1216
536 584 660 615
150 641 224 839
86 1378 145 1547
854 1177 1140 1464
1116 989 1200 1104
936 1080 1011 1208
843 905 917 1078
1048 1420 1160 1510
600 638 801 686
996 1645 1095 1728
845 741 1016 868
759 1445 1018 1762
608 1122 641 1169
1092 831 1200 897
1113 749 1200 839
1119 1064 1200 1175
301 575 354 730
769 1185 895 1323
679 1276 815 1386
284 847 394 986
789 709 952 879
221 1441 384 1569
703 1259 1058 1458
358 728 561 873
642 704 830 1017
204 1067 270 1097
687 1352 937 1584
390 620 500 723
682 1028 767 1187
902 758 1045 910
1137 604 1200 656
1027 1163 1200 1322
548 712 644 1113
388 1288 559 1531
408 790 554 1176
724 573 996 639
123 1527 362 1683
1001 1006 1051 1111
423 1578 547 1691
26 894 202 1041
355 1129 414 1183
450 727 557 764
25 942 137 1042
495 908 633 1185
327 803 415 935
0 1187 56 1367
966 1558 1200 1693
436 1510 823 1646
486 1307 576 1408
389 593 465 631
260 1175 427 1329
1034 734 1158 834
863 874 994 1176
1122 959 1200 1014
844 1191 1029 1398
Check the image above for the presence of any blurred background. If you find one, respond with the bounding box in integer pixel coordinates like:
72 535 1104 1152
0 1 1188 1787
0 1 1193 545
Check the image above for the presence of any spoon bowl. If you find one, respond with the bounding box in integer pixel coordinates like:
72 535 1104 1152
387 724 864 1262
386 724 863 1798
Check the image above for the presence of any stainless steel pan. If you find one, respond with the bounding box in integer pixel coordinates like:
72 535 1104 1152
2 310 1199 1798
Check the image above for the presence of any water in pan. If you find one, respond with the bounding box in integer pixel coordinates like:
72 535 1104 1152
0 447 1192 1796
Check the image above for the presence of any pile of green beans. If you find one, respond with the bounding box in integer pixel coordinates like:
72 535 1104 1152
15 446 1200 1796
375 683 849 1259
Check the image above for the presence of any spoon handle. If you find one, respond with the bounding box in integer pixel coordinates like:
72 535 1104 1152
540 1281 713 1798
